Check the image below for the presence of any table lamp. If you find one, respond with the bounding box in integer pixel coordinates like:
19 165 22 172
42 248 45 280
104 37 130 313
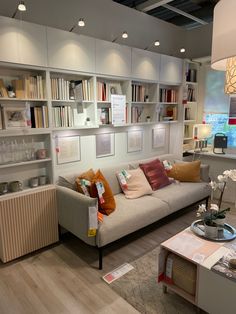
193 123 212 151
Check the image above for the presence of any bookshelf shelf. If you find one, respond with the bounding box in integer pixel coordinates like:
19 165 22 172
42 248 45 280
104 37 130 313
52 125 98 131
0 98 47 102
0 158 52 169
184 119 196 123
0 128 51 137
186 81 198 86
131 101 157 105
159 102 178 105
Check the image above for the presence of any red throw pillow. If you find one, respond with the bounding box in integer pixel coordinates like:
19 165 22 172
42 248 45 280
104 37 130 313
139 159 171 190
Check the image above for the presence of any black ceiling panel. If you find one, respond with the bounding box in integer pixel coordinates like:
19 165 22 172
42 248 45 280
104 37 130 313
113 0 219 29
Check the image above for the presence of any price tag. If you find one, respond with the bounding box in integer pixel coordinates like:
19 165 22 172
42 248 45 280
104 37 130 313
118 173 128 190
165 256 173 284
88 206 98 237
96 182 105 204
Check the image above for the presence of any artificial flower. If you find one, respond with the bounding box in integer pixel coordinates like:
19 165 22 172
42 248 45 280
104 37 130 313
210 203 219 212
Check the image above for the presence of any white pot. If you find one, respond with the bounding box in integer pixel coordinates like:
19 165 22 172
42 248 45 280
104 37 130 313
215 217 226 231
204 223 218 238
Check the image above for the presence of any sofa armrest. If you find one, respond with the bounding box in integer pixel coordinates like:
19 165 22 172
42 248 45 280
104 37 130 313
56 185 97 246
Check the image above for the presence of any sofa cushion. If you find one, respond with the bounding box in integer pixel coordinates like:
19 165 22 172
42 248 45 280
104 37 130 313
100 163 130 195
58 176 77 191
167 160 201 182
129 154 178 169
151 181 211 213
90 170 116 216
75 168 95 194
139 159 171 190
96 193 170 247
116 168 153 199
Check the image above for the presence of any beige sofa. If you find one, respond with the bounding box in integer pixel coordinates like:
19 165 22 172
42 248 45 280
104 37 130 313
56 154 211 269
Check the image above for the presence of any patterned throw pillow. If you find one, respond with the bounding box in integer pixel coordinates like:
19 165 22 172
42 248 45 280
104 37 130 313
75 168 95 194
139 158 171 190
90 170 116 216
116 168 153 199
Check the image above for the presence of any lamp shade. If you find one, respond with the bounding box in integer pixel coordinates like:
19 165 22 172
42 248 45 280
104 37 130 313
211 0 236 71
193 124 212 140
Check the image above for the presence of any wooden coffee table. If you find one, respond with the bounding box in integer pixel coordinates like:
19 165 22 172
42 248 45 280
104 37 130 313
158 227 236 314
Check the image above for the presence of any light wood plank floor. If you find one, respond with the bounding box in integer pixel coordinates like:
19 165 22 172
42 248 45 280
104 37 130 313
0 203 235 314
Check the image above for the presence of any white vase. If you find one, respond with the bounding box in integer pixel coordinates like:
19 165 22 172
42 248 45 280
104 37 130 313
204 223 218 238
215 217 226 231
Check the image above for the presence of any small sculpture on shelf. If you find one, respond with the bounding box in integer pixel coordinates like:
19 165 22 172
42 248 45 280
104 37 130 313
85 117 91 126
7 85 15 98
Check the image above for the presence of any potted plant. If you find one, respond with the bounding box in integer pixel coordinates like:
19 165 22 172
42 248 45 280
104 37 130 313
196 169 236 238
146 115 151 123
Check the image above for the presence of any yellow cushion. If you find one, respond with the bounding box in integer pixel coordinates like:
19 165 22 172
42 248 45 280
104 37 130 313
167 160 201 182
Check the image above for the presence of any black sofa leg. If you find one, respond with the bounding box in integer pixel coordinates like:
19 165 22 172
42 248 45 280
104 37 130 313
58 224 62 240
98 247 103 270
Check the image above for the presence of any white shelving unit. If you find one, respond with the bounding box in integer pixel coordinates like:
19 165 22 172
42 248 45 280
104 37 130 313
182 60 199 152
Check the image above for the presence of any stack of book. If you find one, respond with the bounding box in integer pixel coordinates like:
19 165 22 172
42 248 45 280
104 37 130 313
52 106 74 128
97 82 122 101
186 69 197 82
30 106 49 128
132 84 145 102
0 76 45 99
51 78 93 101
187 87 196 102
160 89 177 103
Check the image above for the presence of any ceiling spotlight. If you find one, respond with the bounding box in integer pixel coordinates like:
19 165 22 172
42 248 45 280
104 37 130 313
78 18 85 27
122 31 128 39
154 40 160 47
180 48 186 53
12 1 26 18
18 1 26 11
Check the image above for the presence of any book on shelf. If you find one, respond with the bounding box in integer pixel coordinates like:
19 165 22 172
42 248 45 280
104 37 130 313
52 105 74 128
97 107 111 124
51 78 93 101
160 88 177 103
30 106 49 128
131 105 144 123
186 69 197 83
97 82 122 101
0 79 8 98
132 83 146 102
187 87 196 102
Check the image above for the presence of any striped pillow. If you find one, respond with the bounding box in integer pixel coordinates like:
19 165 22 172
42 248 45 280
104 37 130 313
139 159 171 190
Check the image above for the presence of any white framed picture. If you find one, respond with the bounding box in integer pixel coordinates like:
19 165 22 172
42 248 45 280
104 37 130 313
96 133 115 158
152 127 166 148
56 135 81 164
127 130 143 153
2 105 28 129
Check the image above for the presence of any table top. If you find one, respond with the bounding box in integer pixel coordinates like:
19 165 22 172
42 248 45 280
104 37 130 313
161 227 236 269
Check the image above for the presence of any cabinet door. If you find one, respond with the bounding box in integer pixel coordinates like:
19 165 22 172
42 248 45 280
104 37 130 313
95 39 131 77
131 48 160 81
47 27 95 73
160 55 183 84
0 16 19 63
18 21 48 67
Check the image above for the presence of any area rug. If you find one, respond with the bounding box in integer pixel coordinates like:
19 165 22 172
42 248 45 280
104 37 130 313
110 246 197 314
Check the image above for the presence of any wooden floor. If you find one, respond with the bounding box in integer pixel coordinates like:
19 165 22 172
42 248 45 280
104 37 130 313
0 204 234 314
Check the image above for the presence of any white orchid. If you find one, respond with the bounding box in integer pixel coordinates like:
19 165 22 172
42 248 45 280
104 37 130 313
197 204 206 217
210 203 219 212
217 174 227 183
209 180 218 191
223 169 236 181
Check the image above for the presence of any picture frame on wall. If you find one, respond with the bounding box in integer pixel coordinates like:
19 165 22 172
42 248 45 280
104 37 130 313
96 133 115 158
127 130 143 153
56 135 81 164
152 127 166 148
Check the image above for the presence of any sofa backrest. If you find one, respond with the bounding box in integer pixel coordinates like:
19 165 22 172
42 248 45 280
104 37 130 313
129 154 178 169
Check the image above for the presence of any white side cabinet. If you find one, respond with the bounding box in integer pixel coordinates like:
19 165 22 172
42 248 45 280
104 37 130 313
0 16 47 67
131 48 160 81
95 39 132 77
47 27 96 73
160 54 183 84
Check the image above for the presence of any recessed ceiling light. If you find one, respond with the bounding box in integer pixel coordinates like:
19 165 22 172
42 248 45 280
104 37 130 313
122 31 128 39
154 40 160 47
180 48 186 53
18 1 26 12
78 18 85 27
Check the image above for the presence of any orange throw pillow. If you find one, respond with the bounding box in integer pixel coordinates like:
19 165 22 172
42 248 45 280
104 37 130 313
90 170 116 216
75 168 95 194
167 160 201 182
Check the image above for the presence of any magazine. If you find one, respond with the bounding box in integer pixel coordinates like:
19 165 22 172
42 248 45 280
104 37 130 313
211 250 236 282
